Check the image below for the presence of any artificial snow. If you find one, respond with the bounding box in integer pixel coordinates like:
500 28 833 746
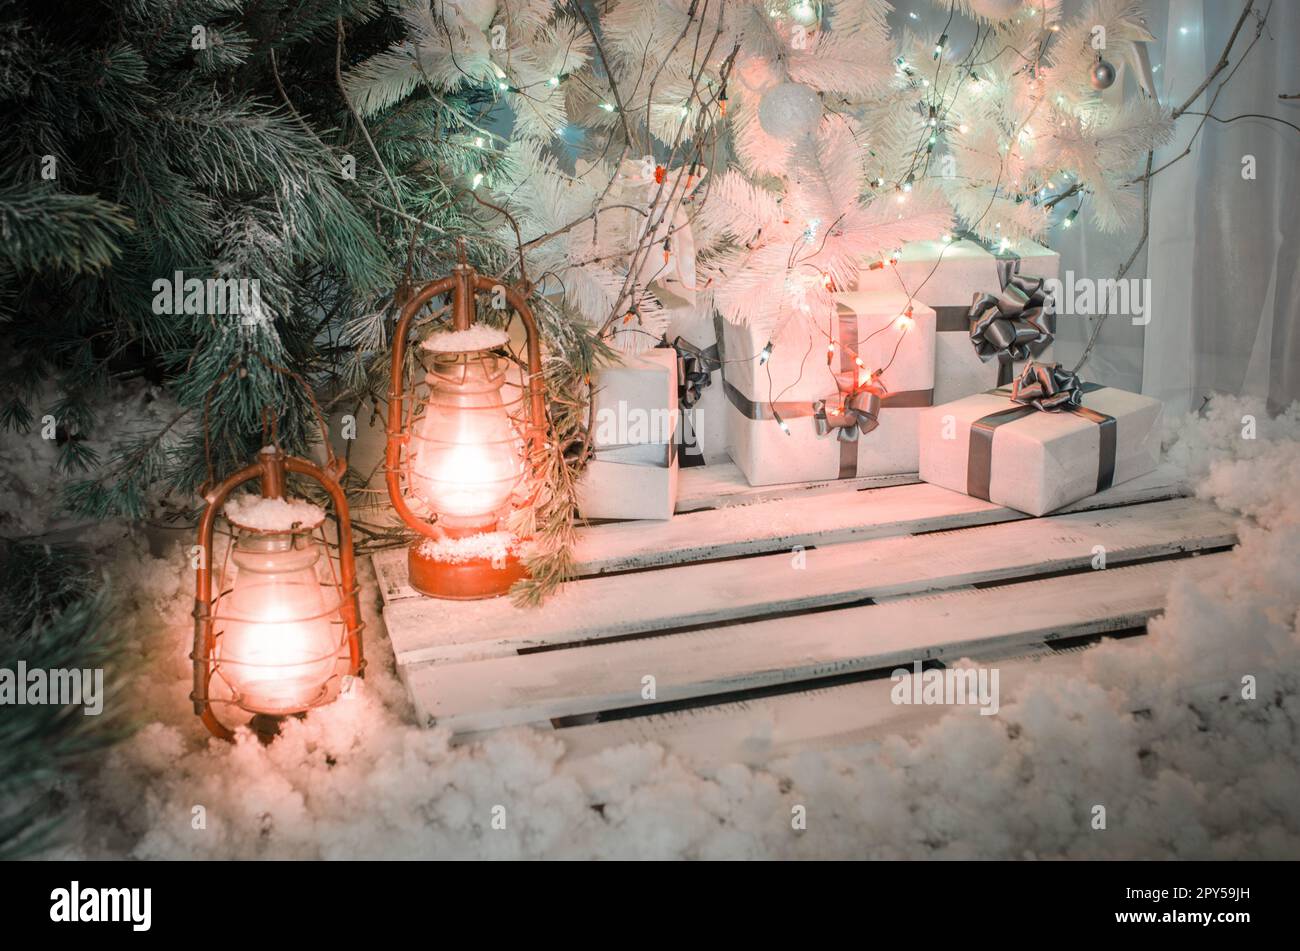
416 531 522 567
223 494 326 532
17 388 1300 859
420 326 510 353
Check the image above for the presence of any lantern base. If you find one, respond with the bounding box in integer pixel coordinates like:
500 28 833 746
408 542 527 600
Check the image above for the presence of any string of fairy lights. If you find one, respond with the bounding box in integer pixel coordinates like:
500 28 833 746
755 0 1131 426
444 1 1143 430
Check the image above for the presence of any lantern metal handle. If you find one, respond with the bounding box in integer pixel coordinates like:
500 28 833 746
384 260 547 541
191 446 364 741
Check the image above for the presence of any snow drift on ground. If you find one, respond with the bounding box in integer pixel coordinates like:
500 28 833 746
13 388 1300 859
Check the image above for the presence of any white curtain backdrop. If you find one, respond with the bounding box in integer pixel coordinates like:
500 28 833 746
1140 0 1299 414
889 0 1299 413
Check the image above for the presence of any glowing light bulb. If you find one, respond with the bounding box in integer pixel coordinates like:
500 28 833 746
218 535 338 714
471 172 484 189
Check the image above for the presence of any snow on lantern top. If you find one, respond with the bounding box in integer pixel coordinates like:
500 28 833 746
223 494 326 533
421 326 510 353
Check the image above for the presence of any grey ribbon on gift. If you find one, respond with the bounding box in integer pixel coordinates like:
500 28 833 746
657 335 720 468
722 380 931 480
965 362 1116 505
590 426 678 467
813 383 885 442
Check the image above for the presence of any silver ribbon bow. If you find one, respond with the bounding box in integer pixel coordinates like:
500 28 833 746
1010 361 1083 412
968 273 1055 364
814 383 884 442
663 335 721 410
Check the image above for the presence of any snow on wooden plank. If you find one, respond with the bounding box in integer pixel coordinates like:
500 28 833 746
574 463 1185 575
404 553 1227 733
552 641 1109 765
382 496 1234 666
673 462 919 513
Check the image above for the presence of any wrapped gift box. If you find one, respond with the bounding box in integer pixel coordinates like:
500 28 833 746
662 304 727 467
721 292 936 486
918 379 1162 517
854 238 1060 404
577 417 679 520
578 349 679 520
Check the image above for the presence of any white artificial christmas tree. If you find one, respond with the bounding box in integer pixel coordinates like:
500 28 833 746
898 0 1171 241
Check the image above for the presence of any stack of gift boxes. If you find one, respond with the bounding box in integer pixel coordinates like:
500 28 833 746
580 237 1162 521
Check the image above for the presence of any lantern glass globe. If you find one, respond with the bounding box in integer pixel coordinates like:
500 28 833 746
218 534 338 714
410 351 524 532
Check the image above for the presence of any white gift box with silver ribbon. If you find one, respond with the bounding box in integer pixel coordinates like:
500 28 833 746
578 349 680 520
720 293 936 486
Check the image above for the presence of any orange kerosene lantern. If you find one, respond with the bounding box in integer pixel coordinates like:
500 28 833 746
191 445 364 740
384 256 546 599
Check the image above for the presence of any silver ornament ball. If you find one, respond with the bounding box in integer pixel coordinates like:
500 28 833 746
1090 59 1117 90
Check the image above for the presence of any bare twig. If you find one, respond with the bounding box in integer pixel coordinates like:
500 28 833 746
1172 0 1257 120
335 16 405 216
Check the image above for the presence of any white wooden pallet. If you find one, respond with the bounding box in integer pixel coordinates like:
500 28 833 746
371 462 1235 745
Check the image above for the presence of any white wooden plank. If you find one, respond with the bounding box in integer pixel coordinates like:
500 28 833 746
576 463 1184 575
372 464 1187 601
382 495 1234 665
553 642 1111 765
673 462 919 513
405 553 1227 733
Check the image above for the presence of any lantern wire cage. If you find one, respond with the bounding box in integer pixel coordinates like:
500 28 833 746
202 513 362 724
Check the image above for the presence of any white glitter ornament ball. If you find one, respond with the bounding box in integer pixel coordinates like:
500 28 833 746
757 82 822 141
